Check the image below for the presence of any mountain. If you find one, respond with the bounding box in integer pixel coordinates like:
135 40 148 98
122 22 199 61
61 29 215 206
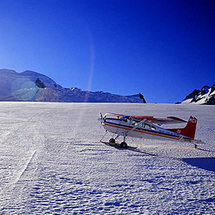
0 69 144 103
181 83 215 105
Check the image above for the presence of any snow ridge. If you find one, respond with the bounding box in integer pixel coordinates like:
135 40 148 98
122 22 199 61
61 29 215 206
0 69 144 103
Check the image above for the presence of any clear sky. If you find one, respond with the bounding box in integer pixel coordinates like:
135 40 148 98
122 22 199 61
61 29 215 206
0 0 215 103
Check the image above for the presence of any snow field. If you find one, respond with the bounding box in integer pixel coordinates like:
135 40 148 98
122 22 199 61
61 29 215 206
0 102 215 214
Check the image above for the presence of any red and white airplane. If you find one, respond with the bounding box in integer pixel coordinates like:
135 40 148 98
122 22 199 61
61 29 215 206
99 112 204 148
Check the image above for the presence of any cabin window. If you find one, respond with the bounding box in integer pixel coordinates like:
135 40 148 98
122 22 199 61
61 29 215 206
132 120 138 126
144 124 156 130
151 126 156 130
139 123 144 127
144 124 151 129
122 117 130 124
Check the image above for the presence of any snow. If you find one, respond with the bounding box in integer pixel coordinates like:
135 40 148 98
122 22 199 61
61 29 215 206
181 98 193 104
0 102 215 214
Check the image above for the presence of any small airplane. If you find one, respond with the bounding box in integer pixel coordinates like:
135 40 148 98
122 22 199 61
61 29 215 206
99 112 204 148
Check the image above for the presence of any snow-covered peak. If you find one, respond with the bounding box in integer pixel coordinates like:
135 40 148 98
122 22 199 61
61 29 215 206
0 69 17 74
20 70 61 89
181 83 215 105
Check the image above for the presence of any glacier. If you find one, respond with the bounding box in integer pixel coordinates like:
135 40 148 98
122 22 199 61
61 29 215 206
0 102 215 214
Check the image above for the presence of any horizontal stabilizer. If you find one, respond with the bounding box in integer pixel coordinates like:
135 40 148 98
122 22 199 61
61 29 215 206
167 116 187 123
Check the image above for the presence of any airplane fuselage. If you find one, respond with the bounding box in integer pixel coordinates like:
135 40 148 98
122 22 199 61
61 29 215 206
102 118 188 141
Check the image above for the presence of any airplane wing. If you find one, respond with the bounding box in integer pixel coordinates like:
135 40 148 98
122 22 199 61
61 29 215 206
103 113 187 124
129 115 187 124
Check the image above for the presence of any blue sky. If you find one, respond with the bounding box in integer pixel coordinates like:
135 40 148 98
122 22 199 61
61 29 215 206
0 0 215 103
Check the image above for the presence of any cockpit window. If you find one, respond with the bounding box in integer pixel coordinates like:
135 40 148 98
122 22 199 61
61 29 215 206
121 116 130 124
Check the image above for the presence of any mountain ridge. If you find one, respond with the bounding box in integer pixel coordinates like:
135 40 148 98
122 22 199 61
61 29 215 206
181 83 215 105
0 69 144 103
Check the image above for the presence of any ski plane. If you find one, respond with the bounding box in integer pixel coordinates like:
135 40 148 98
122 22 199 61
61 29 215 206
99 112 204 148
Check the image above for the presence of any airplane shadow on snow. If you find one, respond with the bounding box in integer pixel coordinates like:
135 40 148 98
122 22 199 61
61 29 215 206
182 157 215 173
100 141 157 157
100 141 215 172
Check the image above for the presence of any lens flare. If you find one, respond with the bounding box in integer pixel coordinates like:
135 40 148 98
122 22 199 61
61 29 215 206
11 78 37 101
84 31 95 102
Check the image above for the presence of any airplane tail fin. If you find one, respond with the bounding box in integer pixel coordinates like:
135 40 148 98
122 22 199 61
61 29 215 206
169 116 197 140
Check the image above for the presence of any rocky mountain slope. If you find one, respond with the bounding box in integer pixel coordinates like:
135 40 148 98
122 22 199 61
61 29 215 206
181 83 215 105
0 69 144 103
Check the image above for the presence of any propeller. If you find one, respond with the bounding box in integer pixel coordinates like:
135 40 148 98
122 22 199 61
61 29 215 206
98 112 104 123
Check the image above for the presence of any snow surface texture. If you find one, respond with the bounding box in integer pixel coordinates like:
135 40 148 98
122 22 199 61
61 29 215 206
0 102 215 214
